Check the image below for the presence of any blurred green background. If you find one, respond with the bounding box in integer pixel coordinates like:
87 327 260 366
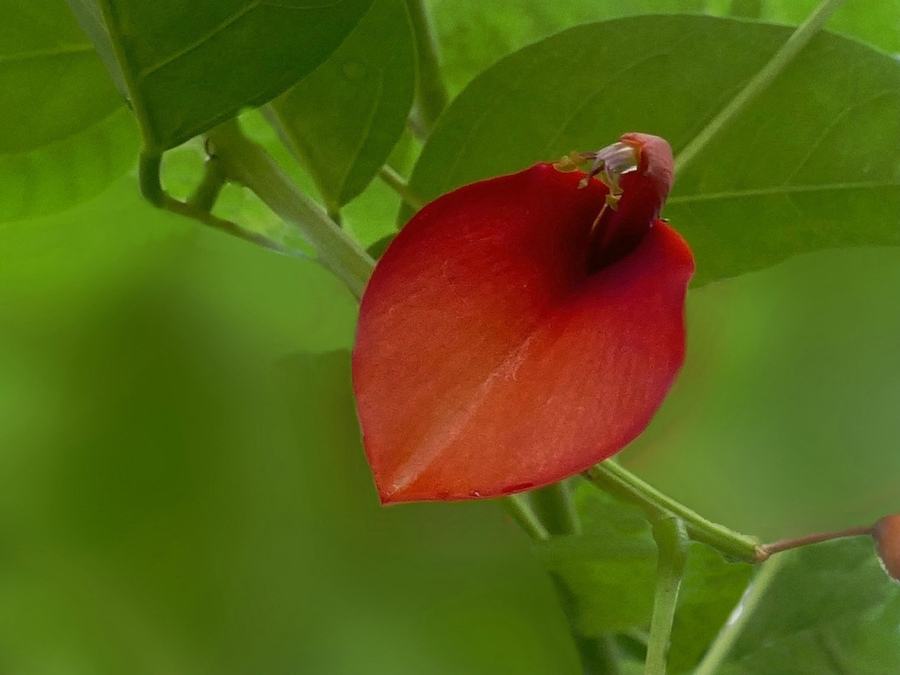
3 140 899 673
3 0 900 672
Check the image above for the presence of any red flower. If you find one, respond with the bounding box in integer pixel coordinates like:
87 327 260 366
353 133 694 503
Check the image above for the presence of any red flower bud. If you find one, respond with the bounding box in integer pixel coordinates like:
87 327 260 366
353 133 694 503
874 515 900 581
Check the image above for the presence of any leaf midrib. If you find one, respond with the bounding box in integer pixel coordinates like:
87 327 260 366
668 180 900 205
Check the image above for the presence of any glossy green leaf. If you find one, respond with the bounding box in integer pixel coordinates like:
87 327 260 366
268 0 415 212
709 540 900 674
429 0 899 99
669 545 753 674
66 0 374 150
1 0 139 221
407 16 900 286
429 0 711 96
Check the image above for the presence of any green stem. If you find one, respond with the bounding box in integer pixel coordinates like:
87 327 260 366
585 461 761 563
645 517 690 675
577 634 624 675
693 555 788 675
673 0 847 176
378 165 426 210
187 156 226 212
139 151 164 206
404 0 449 133
529 481 581 536
162 196 298 258
501 495 549 540
207 120 375 299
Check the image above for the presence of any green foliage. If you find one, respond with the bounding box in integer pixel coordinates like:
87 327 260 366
758 0 900 52
430 0 711 96
0 197 579 672
711 539 900 674
407 15 900 286
67 0 373 149
542 482 753 669
268 0 416 212
669 545 754 673
3 1 900 672
539 486 657 634
429 0 900 99
0 0 139 221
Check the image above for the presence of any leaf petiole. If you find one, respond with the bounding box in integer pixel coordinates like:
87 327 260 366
403 0 449 134
645 516 690 675
585 461 762 564
206 120 375 299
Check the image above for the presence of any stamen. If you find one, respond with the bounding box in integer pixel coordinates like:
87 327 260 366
576 141 639 192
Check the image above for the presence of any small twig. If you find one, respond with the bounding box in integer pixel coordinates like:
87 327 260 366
584 461 761 564
529 481 581 537
187 156 227 212
138 151 164 206
162 196 300 258
206 120 375 299
500 495 549 541
403 0 449 134
757 524 873 561
378 165 426 210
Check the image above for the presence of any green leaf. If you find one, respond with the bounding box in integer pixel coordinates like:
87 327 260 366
268 0 416 212
406 16 900 286
542 483 657 635
669 545 753 674
705 539 900 674
238 107 410 249
758 0 900 53
0 0 139 221
66 0 374 150
429 0 900 98
430 0 712 97
545 482 751 643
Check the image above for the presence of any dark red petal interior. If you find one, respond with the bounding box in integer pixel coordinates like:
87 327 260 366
353 160 694 503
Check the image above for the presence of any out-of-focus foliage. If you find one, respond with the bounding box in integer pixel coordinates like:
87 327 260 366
0 159 580 673
623 247 900 539
3 0 900 672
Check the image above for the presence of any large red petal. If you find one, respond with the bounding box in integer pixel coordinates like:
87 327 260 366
353 163 694 503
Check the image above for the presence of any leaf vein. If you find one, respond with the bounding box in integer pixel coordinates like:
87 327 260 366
668 181 900 205
138 0 262 79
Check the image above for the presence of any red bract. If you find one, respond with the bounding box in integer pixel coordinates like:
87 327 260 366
353 133 694 504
